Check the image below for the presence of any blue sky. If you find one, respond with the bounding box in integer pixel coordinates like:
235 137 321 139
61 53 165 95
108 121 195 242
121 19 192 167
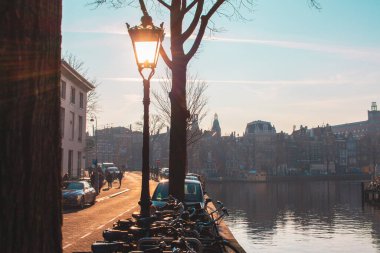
62 0 380 135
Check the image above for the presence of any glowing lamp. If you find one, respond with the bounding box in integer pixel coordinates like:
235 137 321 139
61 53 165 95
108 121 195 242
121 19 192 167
127 15 164 70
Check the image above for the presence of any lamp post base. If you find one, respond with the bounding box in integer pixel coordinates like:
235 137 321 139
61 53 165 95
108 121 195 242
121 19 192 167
138 199 152 218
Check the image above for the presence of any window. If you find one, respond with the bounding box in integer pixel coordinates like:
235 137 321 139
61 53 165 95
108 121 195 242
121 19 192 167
70 111 75 140
78 116 83 142
61 81 66 99
70 86 76 104
77 151 82 177
60 107 65 137
68 150 73 178
79 92 84 109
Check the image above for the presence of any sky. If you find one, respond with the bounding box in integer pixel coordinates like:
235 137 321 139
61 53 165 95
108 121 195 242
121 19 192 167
62 0 380 135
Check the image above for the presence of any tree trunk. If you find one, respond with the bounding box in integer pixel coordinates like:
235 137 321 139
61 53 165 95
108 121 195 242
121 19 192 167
168 59 187 201
0 1 62 252
168 4 187 201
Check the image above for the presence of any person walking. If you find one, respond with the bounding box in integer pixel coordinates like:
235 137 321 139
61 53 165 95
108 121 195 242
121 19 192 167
62 173 69 181
90 171 96 188
106 170 113 189
117 171 123 188
98 170 104 192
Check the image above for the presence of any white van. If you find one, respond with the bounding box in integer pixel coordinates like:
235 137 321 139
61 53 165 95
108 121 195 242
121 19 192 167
101 162 115 173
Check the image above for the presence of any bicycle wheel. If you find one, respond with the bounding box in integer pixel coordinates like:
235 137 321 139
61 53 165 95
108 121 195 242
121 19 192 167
91 241 126 253
219 240 240 253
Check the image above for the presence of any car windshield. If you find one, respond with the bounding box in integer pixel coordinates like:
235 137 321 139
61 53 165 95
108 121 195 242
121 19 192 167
186 176 198 181
63 182 84 190
107 167 119 173
152 182 202 202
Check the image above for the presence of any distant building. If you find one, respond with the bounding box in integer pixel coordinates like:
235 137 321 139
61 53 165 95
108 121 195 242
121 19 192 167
81 103 380 179
243 120 277 174
86 126 143 170
332 102 380 137
60 60 94 178
211 113 221 137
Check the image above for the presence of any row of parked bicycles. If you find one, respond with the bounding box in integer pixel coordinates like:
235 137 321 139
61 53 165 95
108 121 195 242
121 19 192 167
91 196 240 253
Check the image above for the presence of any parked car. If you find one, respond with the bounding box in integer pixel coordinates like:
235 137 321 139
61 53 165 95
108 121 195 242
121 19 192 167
186 173 206 191
151 179 204 208
160 168 169 179
62 180 96 209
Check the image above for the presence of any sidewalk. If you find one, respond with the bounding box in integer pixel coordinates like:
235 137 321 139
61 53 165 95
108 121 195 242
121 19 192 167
96 172 131 200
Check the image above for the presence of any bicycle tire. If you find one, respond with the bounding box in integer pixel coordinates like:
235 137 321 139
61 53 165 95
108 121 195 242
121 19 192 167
91 241 125 253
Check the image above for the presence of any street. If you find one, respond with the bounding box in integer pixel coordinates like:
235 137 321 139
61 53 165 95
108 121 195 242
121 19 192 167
62 172 158 253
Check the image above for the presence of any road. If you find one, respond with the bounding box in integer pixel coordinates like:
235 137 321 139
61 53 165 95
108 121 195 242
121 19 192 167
62 172 158 253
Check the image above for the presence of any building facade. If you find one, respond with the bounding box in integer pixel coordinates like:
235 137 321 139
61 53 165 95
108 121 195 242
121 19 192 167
86 126 146 171
60 60 94 178
243 120 277 174
332 102 380 137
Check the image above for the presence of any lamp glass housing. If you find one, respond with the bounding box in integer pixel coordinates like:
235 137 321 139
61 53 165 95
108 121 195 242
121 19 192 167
128 23 164 70
134 41 161 68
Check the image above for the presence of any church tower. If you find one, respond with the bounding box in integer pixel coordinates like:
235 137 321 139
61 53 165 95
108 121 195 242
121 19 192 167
211 113 221 137
190 114 199 131
371 102 378 111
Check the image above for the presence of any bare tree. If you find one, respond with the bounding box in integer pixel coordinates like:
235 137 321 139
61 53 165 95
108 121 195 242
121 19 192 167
62 52 101 119
92 0 320 200
0 1 62 253
134 114 166 166
134 114 166 136
152 69 208 146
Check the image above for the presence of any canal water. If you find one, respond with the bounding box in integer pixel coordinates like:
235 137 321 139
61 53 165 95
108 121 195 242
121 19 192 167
207 180 380 253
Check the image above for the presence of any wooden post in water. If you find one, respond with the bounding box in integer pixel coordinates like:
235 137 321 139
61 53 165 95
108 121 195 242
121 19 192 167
361 182 365 206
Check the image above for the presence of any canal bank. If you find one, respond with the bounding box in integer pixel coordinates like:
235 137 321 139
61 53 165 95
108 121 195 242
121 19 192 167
207 174 371 183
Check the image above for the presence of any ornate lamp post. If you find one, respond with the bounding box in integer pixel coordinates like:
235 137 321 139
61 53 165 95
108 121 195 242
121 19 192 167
127 15 164 217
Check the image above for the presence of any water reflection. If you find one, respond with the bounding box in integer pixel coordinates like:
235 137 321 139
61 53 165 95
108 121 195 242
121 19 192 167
207 181 380 252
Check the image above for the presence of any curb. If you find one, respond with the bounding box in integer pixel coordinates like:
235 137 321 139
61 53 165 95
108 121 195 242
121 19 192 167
109 189 129 198
96 189 129 203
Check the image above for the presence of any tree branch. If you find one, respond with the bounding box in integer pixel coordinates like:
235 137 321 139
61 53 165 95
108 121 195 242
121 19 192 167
180 0 204 42
309 0 322 10
183 0 198 13
185 0 225 61
152 68 208 137
160 45 173 69
157 0 171 10
181 0 187 11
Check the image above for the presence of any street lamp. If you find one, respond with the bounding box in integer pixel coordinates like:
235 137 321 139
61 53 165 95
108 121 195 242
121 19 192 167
127 15 164 218
90 116 99 195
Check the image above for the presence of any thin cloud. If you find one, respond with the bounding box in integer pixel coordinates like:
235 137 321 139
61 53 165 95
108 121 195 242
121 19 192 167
100 76 368 86
201 36 380 62
64 28 380 62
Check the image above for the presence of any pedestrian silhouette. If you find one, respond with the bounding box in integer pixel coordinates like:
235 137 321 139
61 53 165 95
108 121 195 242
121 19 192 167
90 171 96 188
62 173 69 182
117 171 123 188
106 171 113 189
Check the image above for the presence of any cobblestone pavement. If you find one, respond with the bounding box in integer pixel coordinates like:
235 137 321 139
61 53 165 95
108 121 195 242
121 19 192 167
62 172 158 253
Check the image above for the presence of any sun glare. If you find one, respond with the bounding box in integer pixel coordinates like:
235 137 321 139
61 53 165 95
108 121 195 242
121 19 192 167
135 41 158 66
